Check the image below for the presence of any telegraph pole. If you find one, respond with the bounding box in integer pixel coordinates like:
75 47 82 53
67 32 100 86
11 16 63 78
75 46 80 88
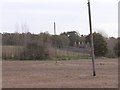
87 0 96 76
54 22 57 63
54 22 56 35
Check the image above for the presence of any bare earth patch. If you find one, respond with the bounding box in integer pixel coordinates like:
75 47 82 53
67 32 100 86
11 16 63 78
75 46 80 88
2 58 118 88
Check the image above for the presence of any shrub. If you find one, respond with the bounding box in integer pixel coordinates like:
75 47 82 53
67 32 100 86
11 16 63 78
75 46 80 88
86 32 108 57
20 43 49 60
114 38 120 57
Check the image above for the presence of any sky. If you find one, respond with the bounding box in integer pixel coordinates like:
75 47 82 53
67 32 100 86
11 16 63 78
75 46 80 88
0 0 118 38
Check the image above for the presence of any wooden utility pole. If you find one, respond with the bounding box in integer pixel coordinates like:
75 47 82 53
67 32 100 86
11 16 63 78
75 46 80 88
54 22 57 63
87 0 96 76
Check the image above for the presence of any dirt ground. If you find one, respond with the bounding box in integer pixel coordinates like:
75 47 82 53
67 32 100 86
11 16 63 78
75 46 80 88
2 58 118 88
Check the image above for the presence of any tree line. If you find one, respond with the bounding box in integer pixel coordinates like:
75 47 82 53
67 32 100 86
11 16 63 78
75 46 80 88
2 31 119 60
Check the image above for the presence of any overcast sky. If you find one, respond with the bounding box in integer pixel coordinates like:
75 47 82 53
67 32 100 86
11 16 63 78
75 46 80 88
0 0 118 37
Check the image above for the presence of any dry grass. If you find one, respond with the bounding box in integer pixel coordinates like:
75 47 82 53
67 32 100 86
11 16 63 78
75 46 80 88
2 58 118 88
2 46 23 59
48 47 90 60
2 46 89 60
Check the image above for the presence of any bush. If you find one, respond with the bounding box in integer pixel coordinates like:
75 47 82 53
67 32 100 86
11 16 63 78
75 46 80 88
86 32 108 57
106 50 116 58
20 43 49 60
114 38 120 57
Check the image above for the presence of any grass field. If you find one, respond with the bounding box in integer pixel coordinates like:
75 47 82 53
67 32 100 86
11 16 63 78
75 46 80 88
2 46 23 59
2 58 118 88
2 45 90 60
